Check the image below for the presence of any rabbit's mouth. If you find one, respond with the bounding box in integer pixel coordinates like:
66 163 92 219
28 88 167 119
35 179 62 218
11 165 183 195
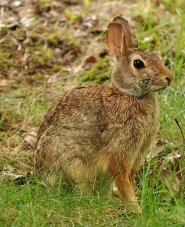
152 85 168 92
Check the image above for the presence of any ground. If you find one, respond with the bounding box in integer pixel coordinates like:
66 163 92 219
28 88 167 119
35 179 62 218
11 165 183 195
0 0 185 226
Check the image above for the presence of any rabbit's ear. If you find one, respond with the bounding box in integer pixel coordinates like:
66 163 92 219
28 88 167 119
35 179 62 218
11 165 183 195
105 23 126 57
112 16 132 49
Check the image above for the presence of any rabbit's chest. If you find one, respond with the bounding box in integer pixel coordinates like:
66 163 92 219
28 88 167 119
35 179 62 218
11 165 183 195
103 94 159 155
105 112 158 144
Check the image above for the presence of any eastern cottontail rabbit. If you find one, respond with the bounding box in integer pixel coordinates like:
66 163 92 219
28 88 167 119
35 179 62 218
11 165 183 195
35 16 173 212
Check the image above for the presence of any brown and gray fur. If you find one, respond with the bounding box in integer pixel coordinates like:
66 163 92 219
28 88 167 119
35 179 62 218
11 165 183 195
35 16 173 212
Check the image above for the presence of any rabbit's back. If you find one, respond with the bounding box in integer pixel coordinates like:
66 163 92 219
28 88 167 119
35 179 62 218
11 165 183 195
37 85 110 149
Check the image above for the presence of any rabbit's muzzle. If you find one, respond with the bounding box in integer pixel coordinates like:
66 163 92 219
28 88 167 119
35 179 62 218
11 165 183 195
151 69 173 91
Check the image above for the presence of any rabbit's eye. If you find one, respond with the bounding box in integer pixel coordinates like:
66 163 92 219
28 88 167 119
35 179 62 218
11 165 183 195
133 59 145 69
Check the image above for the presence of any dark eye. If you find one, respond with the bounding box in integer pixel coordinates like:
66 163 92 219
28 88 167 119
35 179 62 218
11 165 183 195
133 59 145 69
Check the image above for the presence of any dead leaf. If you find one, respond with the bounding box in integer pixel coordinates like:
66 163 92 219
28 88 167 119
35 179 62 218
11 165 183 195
24 127 38 147
0 79 8 87
1 165 22 180
83 55 96 65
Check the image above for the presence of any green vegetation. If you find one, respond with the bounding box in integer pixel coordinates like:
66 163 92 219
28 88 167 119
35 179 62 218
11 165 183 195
0 178 184 226
79 57 111 84
0 0 184 226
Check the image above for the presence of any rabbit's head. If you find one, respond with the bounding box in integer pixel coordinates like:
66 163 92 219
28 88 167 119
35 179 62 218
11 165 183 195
106 16 173 97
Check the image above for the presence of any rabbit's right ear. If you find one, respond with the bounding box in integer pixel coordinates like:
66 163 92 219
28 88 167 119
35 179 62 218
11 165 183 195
105 23 126 57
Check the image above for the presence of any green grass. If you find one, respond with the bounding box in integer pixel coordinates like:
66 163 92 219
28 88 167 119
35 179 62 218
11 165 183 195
0 171 184 226
0 0 185 226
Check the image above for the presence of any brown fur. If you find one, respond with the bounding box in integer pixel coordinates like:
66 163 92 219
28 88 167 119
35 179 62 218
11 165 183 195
34 17 172 212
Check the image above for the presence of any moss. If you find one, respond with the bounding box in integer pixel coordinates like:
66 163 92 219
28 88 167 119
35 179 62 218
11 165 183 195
63 34 81 48
0 48 15 71
64 9 82 22
52 65 63 73
38 0 53 4
27 45 54 67
0 27 8 37
79 57 112 84
46 32 61 46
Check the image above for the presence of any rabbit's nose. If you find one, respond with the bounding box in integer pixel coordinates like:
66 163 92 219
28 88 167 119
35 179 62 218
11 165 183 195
165 73 173 85
165 76 172 85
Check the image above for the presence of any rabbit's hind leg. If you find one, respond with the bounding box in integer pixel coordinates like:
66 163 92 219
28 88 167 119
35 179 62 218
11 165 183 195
35 136 89 186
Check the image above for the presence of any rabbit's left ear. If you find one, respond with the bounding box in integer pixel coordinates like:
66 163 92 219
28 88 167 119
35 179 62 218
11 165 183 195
105 22 126 57
113 16 133 49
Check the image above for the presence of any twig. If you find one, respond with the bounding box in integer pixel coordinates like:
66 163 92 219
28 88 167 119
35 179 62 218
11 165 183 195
174 118 185 146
